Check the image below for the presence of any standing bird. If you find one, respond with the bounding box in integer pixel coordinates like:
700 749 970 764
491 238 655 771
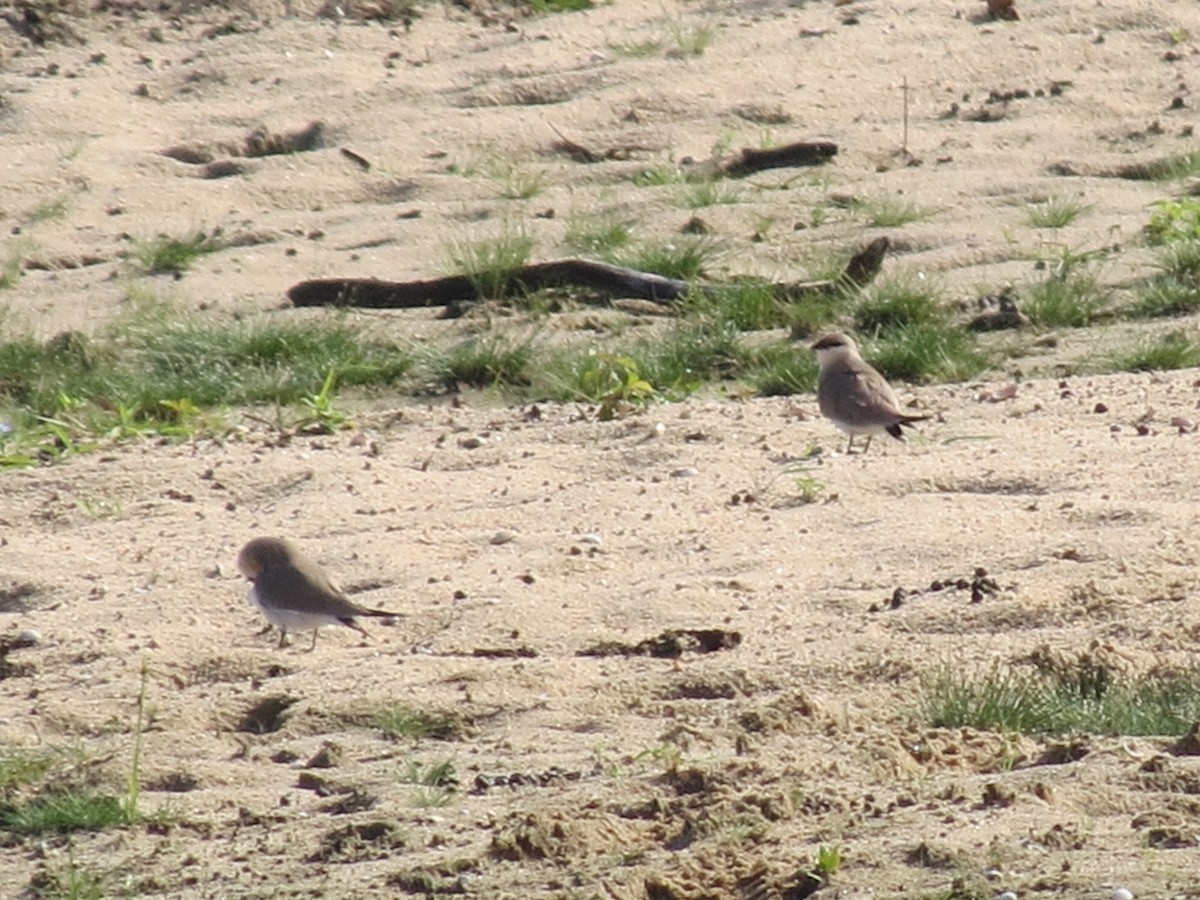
236 536 393 650
811 332 929 454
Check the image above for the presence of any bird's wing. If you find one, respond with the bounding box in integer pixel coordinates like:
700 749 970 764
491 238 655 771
848 366 904 417
258 560 367 618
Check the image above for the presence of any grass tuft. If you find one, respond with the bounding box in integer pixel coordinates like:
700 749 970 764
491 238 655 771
611 237 716 281
870 325 990 384
922 662 1200 736
1023 271 1109 327
1026 196 1091 229
1107 329 1200 372
564 213 634 258
447 231 535 299
853 274 947 337
375 706 465 741
132 230 223 275
855 194 934 228
435 336 535 390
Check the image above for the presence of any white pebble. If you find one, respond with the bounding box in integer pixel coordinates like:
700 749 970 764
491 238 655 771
1112 889 1134 900
997 892 1017 900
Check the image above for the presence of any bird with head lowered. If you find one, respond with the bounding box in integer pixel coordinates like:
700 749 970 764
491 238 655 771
236 536 394 650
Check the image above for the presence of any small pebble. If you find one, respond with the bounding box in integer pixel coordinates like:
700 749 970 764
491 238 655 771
577 532 602 546
1112 889 1134 900
997 892 1017 900
670 467 699 478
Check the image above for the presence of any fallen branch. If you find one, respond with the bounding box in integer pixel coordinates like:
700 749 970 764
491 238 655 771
686 139 839 179
285 237 889 316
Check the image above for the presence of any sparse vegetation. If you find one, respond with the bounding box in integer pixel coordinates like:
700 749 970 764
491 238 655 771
1107 329 1200 372
612 237 716 281
870 325 989 384
435 335 535 390
1026 195 1091 229
855 194 933 228
666 20 715 56
399 758 458 808
0 309 413 466
1023 270 1110 327
745 339 819 396
132 230 224 275
607 37 662 58
375 706 465 741
564 212 634 258
677 179 740 209
853 274 947 336
1146 198 1200 244
447 230 535 299
922 660 1200 736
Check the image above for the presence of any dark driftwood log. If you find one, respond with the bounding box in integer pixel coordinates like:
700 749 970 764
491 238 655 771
696 140 839 179
286 237 889 315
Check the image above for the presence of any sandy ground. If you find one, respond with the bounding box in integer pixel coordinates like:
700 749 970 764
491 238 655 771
4 0 1200 897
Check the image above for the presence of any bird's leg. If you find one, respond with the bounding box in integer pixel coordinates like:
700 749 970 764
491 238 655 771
308 630 319 652
862 435 873 454
845 435 856 454
277 628 288 649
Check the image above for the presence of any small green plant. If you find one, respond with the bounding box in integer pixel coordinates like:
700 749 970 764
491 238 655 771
745 339 819 397
487 159 545 200
638 319 745 389
855 194 933 227
813 844 843 880
677 180 740 209
295 370 350 433
666 20 715 56
853 274 947 336
375 706 464 741
689 282 788 331
1023 270 1109 327
1126 241 1200 319
24 193 74 225
0 749 57 797
28 857 112 900
922 660 1200 736
1146 198 1200 244
564 213 634 257
563 352 659 420
1026 195 1091 229
1107 329 1200 372
613 237 716 281
399 758 458 807
870 325 990 384
1127 277 1200 319
1146 152 1200 181
2 793 129 835
607 37 662 58
446 230 535 299
790 468 826 505
632 164 688 188
132 230 223 275
1155 238 1200 282
438 336 534 390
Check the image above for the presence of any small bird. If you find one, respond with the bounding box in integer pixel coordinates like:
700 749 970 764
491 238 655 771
811 332 929 453
236 536 393 650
